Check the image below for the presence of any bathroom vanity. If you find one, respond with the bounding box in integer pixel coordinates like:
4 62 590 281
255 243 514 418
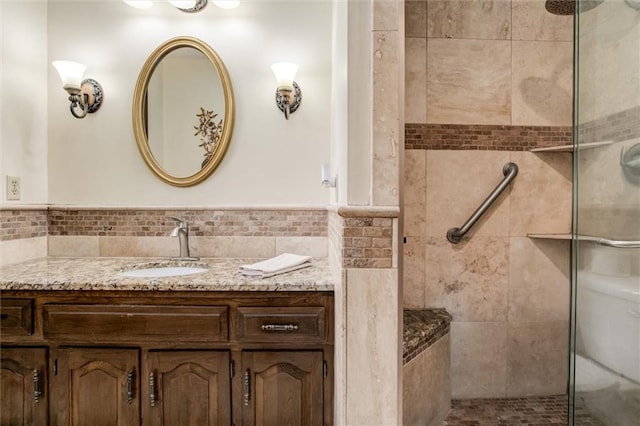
0 258 335 426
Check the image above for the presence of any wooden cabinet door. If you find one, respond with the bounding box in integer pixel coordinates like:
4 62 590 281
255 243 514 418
52 348 139 426
144 351 231 426
0 347 48 425
242 351 323 426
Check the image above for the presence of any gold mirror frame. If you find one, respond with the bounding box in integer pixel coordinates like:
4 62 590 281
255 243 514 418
132 37 235 187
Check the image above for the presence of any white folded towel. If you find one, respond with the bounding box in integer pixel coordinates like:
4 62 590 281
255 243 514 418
239 253 312 278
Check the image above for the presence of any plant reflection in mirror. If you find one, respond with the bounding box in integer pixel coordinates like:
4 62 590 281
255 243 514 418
194 107 224 169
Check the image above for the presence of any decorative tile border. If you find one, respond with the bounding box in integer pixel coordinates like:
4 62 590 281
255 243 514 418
405 124 572 151
342 217 394 268
578 105 640 144
330 207 398 268
0 210 48 241
211 210 327 237
406 106 639 151
3 208 327 240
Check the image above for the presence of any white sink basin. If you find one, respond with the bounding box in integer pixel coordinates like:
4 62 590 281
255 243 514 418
118 266 208 278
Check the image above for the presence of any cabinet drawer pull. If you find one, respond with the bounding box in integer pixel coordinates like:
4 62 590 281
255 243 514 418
0 313 9 320
261 324 299 332
243 370 251 407
126 370 135 404
149 371 157 407
33 369 43 403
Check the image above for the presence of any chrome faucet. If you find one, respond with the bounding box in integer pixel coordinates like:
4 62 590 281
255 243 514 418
170 217 199 261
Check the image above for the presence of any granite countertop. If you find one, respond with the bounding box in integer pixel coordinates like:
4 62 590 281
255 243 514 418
403 308 452 364
0 257 335 292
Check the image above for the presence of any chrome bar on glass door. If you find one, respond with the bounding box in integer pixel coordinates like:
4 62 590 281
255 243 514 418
579 235 640 248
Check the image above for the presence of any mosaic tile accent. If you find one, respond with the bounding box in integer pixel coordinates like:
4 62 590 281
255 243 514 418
578 105 640 144
0 210 48 241
443 394 605 426
403 308 451 365
329 209 398 269
342 217 394 268
212 209 327 237
47 209 327 237
405 124 572 151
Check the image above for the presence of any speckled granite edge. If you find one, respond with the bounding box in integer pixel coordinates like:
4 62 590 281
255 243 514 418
403 308 452 365
0 257 335 292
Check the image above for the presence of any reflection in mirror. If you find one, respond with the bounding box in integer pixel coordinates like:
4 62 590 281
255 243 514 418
146 47 225 176
133 37 234 187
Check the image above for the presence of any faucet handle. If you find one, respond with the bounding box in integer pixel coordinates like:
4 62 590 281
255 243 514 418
170 216 188 228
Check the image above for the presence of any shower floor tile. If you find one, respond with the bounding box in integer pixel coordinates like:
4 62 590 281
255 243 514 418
442 394 605 425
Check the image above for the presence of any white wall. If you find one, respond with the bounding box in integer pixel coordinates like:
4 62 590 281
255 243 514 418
1 1 49 205
46 0 333 207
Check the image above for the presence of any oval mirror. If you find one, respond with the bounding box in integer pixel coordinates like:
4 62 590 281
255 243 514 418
132 37 234 187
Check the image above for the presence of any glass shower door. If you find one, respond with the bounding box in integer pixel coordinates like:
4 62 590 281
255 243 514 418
570 0 640 425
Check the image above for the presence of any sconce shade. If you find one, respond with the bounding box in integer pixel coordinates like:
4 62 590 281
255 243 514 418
271 62 298 91
212 1 240 9
123 0 153 9
271 62 301 119
52 60 86 92
52 61 103 119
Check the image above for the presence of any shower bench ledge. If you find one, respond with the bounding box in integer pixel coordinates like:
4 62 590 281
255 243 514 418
403 308 452 426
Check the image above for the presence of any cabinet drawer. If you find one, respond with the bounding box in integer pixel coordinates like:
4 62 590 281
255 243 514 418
236 307 325 343
0 299 34 336
43 304 228 342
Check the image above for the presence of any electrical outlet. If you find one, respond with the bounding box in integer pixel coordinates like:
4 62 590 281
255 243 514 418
6 176 20 200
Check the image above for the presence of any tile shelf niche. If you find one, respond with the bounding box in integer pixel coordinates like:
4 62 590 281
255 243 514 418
527 141 614 241
528 233 571 240
530 140 613 152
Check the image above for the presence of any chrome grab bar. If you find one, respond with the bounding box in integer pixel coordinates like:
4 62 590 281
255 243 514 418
447 162 518 244
579 235 640 248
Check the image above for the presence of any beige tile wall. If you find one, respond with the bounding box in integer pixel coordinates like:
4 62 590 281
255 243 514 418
0 236 47 267
404 0 573 398
406 0 573 127
403 334 451 425
404 149 571 398
329 205 401 424
0 209 48 266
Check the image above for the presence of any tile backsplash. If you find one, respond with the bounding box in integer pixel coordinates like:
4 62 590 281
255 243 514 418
2 207 399 269
47 209 327 237
0 210 47 241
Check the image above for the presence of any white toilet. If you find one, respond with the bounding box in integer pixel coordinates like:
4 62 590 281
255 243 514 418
576 245 640 383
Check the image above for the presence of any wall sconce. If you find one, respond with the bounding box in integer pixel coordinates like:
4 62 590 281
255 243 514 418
169 0 208 12
52 61 104 119
271 62 301 120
